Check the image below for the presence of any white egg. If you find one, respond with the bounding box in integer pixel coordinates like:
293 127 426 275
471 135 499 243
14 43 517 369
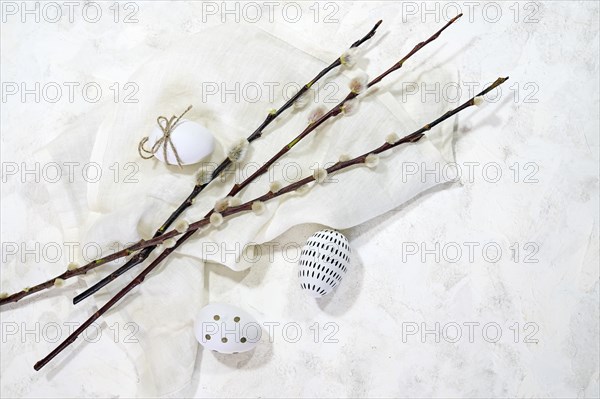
298 229 351 297
148 119 215 166
194 303 261 354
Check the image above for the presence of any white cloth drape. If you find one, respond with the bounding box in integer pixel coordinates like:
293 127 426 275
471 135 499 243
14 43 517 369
2 12 457 397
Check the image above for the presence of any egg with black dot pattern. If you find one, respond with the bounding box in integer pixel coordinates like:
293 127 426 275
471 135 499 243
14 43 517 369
194 303 260 353
298 229 351 297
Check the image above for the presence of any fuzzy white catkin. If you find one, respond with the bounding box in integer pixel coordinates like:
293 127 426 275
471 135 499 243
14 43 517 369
339 153 351 162
341 98 359 116
54 278 65 288
473 96 485 107
252 201 265 215
296 184 310 195
340 47 360 68
269 181 283 193
227 139 249 163
365 154 380 168
313 167 328 183
67 262 78 271
195 169 212 186
210 212 224 227
386 133 399 144
175 219 190 233
214 197 232 213
308 105 327 124
294 89 312 110
349 72 368 94
163 239 177 249
0 292 8 299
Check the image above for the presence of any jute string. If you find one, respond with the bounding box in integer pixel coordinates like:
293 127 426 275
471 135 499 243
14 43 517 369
138 105 193 167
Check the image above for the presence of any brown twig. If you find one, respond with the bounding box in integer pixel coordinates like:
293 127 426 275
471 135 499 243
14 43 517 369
33 76 509 371
75 14 461 302
72 20 382 304
0 21 382 307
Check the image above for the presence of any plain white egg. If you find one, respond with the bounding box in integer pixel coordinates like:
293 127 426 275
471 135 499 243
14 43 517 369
194 303 261 354
147 119 215 166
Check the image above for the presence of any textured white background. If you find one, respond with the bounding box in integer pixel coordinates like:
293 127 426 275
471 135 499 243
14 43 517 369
1 1 599 398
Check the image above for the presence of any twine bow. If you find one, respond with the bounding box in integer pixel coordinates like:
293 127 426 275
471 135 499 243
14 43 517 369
138 105 193 168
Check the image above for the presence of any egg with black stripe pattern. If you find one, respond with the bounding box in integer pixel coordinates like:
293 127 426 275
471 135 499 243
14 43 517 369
298 229 351 297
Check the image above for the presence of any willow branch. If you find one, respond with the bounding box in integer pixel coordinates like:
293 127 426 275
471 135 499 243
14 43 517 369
72 75 510 253
229 13 463 197
33 76 509 371
75 14 461 302
0 21 382 307
71 20 382 304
